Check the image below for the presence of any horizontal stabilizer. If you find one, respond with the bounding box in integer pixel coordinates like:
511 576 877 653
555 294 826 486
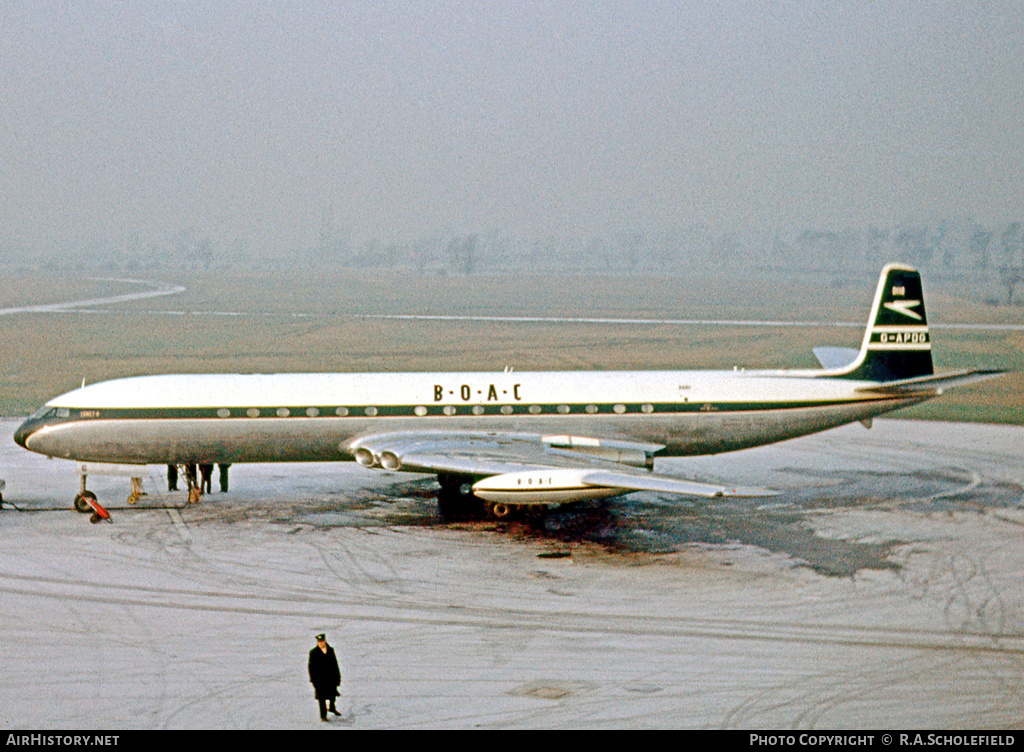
856 368 1007 394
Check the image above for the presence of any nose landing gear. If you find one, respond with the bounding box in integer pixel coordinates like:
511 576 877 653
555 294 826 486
70 462 205 524
73 490 111 523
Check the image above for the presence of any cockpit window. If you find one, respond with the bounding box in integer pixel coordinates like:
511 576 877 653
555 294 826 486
27 406 71 421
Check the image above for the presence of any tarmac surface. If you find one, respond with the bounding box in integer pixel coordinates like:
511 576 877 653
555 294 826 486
1 417 1023 729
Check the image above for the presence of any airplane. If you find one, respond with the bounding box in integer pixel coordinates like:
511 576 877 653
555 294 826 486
13 263 1006 520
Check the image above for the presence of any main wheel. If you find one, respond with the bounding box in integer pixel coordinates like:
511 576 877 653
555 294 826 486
437 473 484 521
489 502 513 520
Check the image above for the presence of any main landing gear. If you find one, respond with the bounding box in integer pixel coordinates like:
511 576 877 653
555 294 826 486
436 473 546 522
436 473 478 521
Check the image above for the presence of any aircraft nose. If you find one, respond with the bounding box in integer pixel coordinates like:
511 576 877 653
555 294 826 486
14 410 48 450
14 417 33 448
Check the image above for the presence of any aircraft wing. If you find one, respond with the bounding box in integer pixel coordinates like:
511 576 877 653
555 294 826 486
567 470 777 498
349 431 776 501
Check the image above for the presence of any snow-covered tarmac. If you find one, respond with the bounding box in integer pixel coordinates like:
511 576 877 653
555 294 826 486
1 418 1023 729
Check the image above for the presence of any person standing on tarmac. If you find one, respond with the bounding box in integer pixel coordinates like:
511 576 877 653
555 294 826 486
308 633 342 722
218 463 230 492
199 464 213 494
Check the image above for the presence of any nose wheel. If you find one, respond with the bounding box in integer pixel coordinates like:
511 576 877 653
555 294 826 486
73 490 97 514
72 490 111 523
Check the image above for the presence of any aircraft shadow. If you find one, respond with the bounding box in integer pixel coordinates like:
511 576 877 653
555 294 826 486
376 467 1023 578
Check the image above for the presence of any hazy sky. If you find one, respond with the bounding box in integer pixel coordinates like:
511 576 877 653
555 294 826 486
2 1 1022 255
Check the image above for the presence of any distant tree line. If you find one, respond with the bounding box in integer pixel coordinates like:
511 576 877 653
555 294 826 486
3 219 1022 304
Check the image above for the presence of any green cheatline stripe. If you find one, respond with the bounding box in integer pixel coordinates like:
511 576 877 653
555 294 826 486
44 397 891 422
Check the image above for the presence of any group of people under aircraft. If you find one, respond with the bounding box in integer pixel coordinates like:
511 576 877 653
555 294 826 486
167 462 231 494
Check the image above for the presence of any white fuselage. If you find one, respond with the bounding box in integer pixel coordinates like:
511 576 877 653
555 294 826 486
15 369 924 466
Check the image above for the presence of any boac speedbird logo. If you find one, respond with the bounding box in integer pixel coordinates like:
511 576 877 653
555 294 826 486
883 299 923 320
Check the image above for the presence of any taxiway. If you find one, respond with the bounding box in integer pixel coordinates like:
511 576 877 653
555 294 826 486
1 418 1022 729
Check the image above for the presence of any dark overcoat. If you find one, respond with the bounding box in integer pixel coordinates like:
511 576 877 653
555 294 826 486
308 644 341 699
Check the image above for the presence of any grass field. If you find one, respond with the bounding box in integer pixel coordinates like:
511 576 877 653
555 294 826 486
1 267 1020 423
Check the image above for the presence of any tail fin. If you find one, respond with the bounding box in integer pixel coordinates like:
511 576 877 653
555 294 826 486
837 264 933 382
